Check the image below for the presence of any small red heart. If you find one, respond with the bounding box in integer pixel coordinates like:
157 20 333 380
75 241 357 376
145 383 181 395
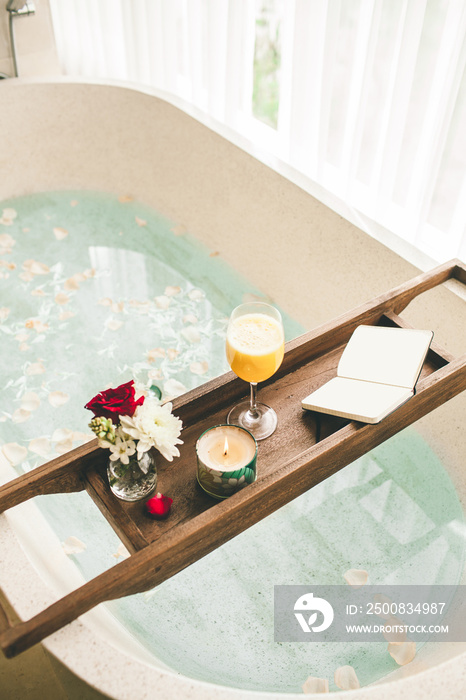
146 492 173 519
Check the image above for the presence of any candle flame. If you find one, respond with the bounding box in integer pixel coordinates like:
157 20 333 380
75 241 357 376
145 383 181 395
223 436 229 456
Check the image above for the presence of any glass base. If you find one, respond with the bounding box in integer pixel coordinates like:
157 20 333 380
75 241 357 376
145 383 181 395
227 400 278 440
107 451 157 502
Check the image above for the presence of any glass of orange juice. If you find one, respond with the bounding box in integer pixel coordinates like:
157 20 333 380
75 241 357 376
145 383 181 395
226 302 284 439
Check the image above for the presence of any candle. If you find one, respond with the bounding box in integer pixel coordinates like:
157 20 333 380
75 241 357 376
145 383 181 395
196 425 257 499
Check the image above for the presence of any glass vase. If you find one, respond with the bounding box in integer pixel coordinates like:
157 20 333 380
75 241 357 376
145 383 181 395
107 450 157 502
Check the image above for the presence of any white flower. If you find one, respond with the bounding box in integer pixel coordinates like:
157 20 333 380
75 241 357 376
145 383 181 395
108 435 136 465
120 398 183 461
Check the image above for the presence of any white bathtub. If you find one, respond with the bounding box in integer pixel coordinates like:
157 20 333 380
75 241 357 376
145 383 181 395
1 78 465 700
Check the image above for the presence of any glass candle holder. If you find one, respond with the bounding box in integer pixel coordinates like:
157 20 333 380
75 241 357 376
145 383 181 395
196 424 258 499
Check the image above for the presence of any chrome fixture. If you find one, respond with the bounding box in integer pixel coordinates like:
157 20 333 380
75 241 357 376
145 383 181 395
3 1 36 78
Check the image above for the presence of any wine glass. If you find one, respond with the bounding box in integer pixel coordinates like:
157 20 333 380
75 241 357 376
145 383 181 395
226 302 285 440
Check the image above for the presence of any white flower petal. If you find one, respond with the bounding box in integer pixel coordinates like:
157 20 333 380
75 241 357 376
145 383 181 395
105 318 124 331
163 378 187 398
64 276 80 291
388 641 416 665
55 292 70 305
302 676 329 694
21 391 41 411
164 285 181 296
52 427 73 442
383 616 408 643
25 360 46 375
54 439 74 455
48 391 70 408
190 361 209 375
53 227 68 240
0 307 10 322
135 216 147 227
23 259 50 275
12 408 31 424
181 326 201 343
2 442 28 466
147 347 165 362
334 666 360 690
154 295 170 309
29 437 52 457
112 543 130 559
1 208 17 223
188 289 205 301
343 569 368 588
62 536 86 555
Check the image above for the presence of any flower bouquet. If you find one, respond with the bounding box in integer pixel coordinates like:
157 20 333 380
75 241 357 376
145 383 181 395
85 380 183 502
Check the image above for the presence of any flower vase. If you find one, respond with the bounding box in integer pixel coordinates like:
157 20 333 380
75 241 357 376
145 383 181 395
107 450 157 502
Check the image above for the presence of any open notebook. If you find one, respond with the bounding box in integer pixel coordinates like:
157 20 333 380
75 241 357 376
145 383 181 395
301 325 433 424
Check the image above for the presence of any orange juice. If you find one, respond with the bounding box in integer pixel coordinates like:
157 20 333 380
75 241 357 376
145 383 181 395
226 313 284 383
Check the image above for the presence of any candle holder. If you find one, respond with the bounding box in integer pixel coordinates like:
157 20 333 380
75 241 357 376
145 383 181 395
196 424 258 499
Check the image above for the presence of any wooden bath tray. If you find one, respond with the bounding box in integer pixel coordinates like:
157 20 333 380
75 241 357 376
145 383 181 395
1 259 466 657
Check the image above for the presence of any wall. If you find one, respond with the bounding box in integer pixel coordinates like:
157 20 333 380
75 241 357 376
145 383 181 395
0 0 59 78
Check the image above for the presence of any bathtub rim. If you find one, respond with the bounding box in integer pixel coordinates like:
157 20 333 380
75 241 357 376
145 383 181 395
0 73 443 277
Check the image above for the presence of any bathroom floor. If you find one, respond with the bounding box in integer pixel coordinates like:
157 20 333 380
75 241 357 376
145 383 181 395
0 590 108 700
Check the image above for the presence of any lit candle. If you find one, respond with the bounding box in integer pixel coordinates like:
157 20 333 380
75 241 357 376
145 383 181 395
196 425 257 499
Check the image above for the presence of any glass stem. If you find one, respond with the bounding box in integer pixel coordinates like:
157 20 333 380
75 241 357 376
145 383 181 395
249 382 259 417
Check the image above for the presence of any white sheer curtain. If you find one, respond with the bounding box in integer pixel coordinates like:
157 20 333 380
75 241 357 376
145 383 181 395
49 0 466 265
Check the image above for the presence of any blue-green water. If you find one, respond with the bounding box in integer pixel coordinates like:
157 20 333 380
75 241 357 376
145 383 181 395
0 192 464 693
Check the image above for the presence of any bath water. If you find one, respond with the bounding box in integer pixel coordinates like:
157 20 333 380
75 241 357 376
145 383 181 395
0 191 463 693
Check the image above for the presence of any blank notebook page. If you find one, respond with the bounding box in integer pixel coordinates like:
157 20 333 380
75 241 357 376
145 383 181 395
307 376 413 420
337 326 434 389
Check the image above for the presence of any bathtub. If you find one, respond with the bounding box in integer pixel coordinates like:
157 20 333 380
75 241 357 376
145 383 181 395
0 78 465 699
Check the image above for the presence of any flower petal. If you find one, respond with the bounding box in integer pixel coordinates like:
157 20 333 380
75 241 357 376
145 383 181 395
48 391 70 408
388 641 416 665
163 378 187 398
164 285 181 296
105 318 124 331
188 289 205 301
25 360 46 375
190 361 209 375
21 391 41 411
181 326 201 343
302 676 329 694
343 569 368 588
29 437 52 457
334 666 360 690
53 227 68 240
62 536 86 554
2 442 28 466
55 292 70 305
154 295 170 309
12 408 31 424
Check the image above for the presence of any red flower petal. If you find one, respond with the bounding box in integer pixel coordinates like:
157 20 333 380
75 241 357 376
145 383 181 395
146 493 173 519
84 380 144 421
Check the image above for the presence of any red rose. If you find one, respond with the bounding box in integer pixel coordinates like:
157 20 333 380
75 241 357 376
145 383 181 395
85 380 144 422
